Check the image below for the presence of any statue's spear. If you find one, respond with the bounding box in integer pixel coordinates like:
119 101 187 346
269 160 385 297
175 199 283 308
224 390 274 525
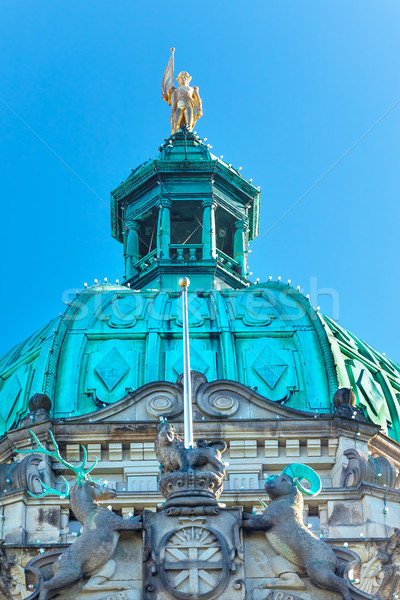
179 277 194 449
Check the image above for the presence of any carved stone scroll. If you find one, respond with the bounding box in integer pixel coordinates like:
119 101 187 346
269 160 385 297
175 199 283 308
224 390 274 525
342 448 397 488
0 455 43 496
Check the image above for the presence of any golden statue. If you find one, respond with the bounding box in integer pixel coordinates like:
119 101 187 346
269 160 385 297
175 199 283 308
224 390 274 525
162 48 203 134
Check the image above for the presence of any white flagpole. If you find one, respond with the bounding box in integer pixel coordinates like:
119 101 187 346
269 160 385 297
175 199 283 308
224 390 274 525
179 277 193 449
171 46 175 84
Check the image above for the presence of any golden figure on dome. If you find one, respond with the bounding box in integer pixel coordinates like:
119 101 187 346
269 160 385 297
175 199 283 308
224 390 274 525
162 48 203 134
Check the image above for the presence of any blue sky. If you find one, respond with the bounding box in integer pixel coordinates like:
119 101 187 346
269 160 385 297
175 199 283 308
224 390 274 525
0 1 399 361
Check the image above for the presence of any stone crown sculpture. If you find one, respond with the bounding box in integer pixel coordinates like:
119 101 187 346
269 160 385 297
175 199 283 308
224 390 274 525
155 421 227 508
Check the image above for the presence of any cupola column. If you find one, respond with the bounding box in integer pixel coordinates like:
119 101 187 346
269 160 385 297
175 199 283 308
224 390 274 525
125 221 140 280
157 199 172 260
202 199 217 259
234 219 248 278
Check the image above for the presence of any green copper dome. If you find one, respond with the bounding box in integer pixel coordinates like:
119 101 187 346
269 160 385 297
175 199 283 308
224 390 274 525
0 282 399 440
0 131 399 441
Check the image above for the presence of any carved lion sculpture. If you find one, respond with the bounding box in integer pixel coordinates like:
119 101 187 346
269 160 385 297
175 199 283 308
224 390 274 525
155 423 227 475
242 473 351 600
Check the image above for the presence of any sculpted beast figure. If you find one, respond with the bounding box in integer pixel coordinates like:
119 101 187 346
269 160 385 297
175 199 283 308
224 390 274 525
155 422 226 475
16 430 146 600
242 467 351 600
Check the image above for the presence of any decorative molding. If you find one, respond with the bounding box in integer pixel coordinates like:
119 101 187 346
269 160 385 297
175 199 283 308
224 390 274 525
342 448 398 489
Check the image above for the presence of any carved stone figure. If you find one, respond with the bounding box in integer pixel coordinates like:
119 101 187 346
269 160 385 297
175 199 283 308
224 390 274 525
8 560 27 599
40 480 143 600
358 529 400 598
0 542 13 600
377 529 400 598
155 422 226 475
0 543 27 600
155 422 227 507
16 430 145 600
242 467 351 600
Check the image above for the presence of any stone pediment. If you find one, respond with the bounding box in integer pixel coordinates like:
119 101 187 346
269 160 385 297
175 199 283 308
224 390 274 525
67 373 314 424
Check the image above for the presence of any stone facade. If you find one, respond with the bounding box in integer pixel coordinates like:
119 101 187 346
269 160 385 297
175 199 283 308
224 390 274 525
0 130 399 598
0 377 399 598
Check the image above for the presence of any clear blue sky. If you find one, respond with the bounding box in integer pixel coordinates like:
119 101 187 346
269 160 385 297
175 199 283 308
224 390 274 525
0 1 399 362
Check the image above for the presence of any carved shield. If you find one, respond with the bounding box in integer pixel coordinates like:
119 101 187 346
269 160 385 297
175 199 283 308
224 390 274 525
159 525 229 599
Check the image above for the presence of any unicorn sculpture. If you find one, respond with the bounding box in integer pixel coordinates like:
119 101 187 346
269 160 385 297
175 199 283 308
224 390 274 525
242 463 352 600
